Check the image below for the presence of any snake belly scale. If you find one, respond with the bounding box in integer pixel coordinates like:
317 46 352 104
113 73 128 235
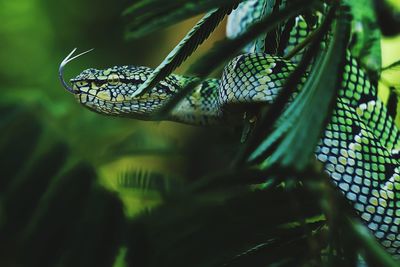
60 0 400 257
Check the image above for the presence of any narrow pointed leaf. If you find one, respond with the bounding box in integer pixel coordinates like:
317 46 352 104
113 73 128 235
250 6 351 171
154 0 314 118
124 0 242 39
382 59 400 72
387 88 399 118
235 5 337 165
133 6 233 97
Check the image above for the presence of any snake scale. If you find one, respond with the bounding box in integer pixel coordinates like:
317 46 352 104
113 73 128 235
60 0 400 258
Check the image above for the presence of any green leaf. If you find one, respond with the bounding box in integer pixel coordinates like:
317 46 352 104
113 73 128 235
348 218 400 267
58 188 124 267
124 0 242 39
387 87 399 118
154 0 314 118
0 143 69 239
344 0 382 78
235 4 338 165
373 0 400 36
382 59 400 72
125 186 324 267
249 5 351 171
0 106 42 191
187 0 315 76
18 163 96 267
132 6 233 97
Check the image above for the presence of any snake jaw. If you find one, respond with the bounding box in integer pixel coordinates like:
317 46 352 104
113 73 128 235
59 48 94 94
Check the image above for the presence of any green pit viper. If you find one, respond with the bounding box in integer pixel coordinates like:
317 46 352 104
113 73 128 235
59 0 400 257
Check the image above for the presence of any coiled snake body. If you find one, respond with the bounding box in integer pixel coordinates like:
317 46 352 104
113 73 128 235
60 0 400 257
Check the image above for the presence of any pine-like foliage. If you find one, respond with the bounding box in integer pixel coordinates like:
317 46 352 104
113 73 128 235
119 0 400 266
1 0 399 267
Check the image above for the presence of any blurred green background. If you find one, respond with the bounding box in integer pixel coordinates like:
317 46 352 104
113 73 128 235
0 0 234 217
0 1 235 265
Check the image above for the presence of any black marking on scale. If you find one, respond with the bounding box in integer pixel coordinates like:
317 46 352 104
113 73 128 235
387 88 398 119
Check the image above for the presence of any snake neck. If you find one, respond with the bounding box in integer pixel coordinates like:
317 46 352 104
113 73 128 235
169 78 224 126
170 53 298 126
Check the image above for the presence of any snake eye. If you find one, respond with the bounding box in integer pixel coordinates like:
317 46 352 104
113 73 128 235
107 74 120 85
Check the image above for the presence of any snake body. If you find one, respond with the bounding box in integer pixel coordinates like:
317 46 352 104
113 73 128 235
61 0 400 257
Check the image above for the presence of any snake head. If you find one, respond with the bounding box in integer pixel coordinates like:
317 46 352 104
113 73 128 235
60 49 185 119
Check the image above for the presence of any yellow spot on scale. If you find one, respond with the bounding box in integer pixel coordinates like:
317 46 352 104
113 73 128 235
372 189 379 198
254 92 265 99
89 89 98 95
370 197 378 206
255 84 268 92
386 182 394 191
366 205 375 213
350 143 362 151
379 198 387 208
262 68 273 75
80 86 89 92
97 91 111 101
338 157 347 165
257 75 271 83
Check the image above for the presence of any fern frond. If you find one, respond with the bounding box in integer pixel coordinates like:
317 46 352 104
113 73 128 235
153 0 314 118
249 5 351 171
236 5 337 164
124 0 242 39
132 5 235 97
